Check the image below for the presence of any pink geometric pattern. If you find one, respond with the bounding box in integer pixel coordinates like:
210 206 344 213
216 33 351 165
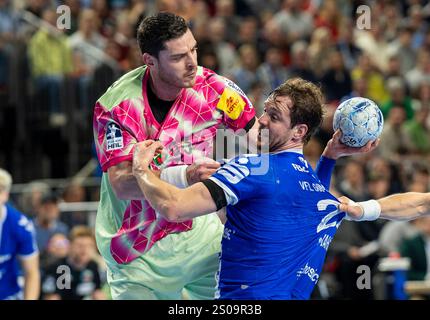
93 66 255 264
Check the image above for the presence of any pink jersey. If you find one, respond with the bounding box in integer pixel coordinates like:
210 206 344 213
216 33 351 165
93 66 255 264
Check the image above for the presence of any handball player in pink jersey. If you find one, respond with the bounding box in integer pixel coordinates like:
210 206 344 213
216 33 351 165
93 12 259 299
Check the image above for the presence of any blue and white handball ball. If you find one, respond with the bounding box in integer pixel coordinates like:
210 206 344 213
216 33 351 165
333 97 384 147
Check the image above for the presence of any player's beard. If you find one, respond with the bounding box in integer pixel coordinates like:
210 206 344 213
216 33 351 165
159 64 196 89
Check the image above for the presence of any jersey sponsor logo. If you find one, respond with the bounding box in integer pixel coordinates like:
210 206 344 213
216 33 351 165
217 87 246 120
106 122 124 151
298 181 326 192
223 227 235 240
297 263 319 283
291 163 309 173
318 234 333 251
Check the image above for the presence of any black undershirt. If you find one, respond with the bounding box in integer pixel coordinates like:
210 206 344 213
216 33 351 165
146 80 175 124
202 179 227 210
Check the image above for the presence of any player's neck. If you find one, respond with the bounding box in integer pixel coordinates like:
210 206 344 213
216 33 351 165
149 73 181 101
273 141 304 153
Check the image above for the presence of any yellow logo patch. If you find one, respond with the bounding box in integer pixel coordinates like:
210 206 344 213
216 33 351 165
217 87 246 120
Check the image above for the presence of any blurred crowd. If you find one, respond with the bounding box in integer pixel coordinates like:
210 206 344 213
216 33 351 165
1 0 430 299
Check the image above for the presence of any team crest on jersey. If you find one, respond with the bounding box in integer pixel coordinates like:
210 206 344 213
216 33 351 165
106 122 123 151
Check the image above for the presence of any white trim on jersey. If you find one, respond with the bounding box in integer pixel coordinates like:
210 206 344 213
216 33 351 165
17 250 39 260
209 177 239 206
0 205 7 248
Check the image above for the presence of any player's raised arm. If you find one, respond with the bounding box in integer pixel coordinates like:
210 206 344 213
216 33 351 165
132 141 219 222
339 192 430 221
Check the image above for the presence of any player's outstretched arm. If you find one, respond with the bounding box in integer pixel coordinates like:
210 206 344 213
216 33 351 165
132 141 218 222
339 193 430 221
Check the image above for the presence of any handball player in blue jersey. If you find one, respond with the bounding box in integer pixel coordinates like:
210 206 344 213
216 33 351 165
0 169 40 300
130 78 379 300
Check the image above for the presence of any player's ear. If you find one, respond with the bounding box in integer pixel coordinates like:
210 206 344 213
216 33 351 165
293 124 308 142
143 53 156 68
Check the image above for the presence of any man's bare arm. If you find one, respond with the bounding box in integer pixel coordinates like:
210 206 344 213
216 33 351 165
339 192 430 221
108 159 220 200
132 141 218 222
20 254 40 300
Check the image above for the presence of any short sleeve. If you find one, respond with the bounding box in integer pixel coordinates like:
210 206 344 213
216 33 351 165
16 215 38 258
93 101 141 172
215 77 256 132
209 155 271 205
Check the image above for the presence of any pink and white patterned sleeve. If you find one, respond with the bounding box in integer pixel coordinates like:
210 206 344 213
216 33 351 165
93 100 145 172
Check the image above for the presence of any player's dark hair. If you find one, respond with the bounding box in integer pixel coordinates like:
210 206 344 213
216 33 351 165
137 12 188 58
271 78 324 143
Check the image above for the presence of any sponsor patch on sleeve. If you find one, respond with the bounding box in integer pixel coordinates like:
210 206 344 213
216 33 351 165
217 87 246 120
105 122 124 151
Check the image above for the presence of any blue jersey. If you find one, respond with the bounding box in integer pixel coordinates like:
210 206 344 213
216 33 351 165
209 150 344 299
0 204 38 300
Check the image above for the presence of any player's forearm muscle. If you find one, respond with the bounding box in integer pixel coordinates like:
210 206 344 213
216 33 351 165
108 161 160 200
134 169 217 222
379 192 430 220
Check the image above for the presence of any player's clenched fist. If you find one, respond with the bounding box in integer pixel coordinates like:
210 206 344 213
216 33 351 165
132 140 164 175
186 158 221 185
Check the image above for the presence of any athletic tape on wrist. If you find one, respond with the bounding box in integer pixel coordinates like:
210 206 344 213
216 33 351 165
344 199 381 221
160 165 189 189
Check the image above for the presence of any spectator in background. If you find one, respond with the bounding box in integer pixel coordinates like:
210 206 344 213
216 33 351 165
388 25 417 75
41 226 106 300
229 44 259 94
337 159 369 202
381 77 414 120
0 168 40 300
384 54 404 80
320 49 352 103
307 27 333 78
28 7 73 126
336 19 362 71
406 48 430 93
33 193 69 253
256 47 288 95
18 181 50 218
400 216 430 281
404 103 430 155
206 17 238 76
286 40 317 83
354 20 391 73
313 0 341 41
407 4 429 51
378 178 426 256
39 232 70 271
214 0 241 45
341 76 368 102
378 105 411 162
69 9 107 111
351 53 389 104
234 16 259 48
272 0 313 45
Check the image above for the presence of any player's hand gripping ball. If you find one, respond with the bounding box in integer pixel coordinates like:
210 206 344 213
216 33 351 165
333 97 384 147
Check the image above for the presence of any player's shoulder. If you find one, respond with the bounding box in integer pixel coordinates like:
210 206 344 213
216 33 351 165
97 66 147 110
5 205 33 230
195 66 246 96
222 153 273 177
